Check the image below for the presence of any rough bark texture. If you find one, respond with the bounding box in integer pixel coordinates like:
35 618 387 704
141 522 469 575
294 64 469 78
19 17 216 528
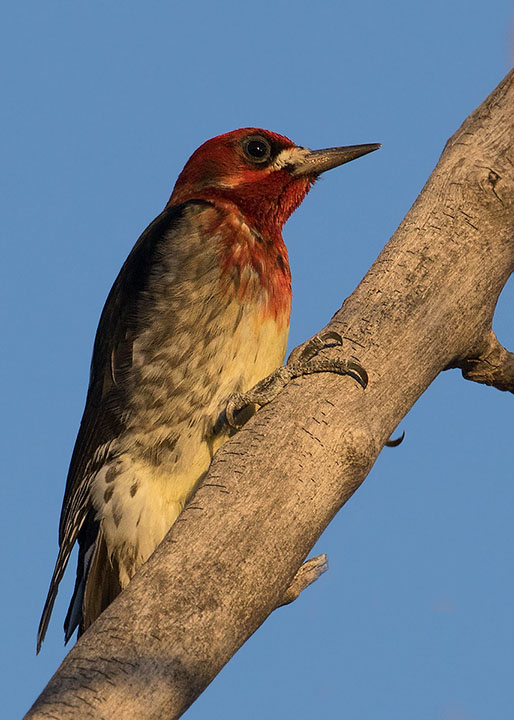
27 70 514 720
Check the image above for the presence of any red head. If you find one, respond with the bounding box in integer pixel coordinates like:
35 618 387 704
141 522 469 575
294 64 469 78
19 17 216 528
168 128 380 240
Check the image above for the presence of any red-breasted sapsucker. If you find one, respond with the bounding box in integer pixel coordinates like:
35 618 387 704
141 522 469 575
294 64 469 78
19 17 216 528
37 129 379 652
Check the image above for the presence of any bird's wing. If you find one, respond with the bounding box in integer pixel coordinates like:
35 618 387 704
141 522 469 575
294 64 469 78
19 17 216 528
37 200 210 651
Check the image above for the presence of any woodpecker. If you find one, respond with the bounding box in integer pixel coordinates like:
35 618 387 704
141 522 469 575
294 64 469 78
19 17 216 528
37 128 379 652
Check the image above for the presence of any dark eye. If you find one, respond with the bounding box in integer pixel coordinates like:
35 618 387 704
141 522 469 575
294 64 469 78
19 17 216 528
243 136 272 164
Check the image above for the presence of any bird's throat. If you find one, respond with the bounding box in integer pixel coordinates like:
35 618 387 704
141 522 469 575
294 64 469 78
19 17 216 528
215 207 292 329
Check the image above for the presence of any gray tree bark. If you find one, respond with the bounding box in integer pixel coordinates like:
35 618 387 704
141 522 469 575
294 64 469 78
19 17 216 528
26 70 514 720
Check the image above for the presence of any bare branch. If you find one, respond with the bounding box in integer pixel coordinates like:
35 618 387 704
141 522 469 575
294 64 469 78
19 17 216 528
455 329 514 393
27 70 514 720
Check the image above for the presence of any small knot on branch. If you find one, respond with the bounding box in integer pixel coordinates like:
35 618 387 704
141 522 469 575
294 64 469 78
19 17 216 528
277 554 329 608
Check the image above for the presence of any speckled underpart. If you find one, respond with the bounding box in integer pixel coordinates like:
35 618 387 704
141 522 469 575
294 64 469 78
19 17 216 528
88 201 290 593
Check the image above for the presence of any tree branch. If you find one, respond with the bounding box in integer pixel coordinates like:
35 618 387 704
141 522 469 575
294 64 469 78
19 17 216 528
453 329 514 393
27 69 514 720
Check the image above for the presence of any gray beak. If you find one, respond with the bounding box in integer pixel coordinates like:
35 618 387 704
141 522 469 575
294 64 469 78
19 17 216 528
292 143 381 177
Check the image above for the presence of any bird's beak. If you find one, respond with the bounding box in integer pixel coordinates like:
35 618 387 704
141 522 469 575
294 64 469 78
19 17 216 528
291 143 381 177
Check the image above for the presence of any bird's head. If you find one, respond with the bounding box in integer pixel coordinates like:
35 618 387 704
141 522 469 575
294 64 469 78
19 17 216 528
168 128 380 239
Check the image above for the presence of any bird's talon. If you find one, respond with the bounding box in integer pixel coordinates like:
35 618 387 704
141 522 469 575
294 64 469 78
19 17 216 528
225 393 248 429
385 431 405 448
292 330 344 364
346 360 369 389
318 330 343 347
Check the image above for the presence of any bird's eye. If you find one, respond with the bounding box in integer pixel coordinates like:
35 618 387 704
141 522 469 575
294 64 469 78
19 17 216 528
243 136 272 164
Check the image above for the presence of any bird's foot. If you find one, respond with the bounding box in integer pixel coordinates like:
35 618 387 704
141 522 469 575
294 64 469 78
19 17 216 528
224 331 368 429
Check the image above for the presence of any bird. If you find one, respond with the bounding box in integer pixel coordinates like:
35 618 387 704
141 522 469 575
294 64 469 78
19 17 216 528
37 128 380 652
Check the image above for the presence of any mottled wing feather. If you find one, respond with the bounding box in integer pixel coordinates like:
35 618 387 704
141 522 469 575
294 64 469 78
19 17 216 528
37 201 209 651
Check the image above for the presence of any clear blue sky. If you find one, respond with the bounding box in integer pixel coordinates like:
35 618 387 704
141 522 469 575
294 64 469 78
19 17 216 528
2 2 513 718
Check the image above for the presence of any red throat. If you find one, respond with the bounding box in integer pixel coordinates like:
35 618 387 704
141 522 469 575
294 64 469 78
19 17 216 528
218 211 293 327
214 172 313 238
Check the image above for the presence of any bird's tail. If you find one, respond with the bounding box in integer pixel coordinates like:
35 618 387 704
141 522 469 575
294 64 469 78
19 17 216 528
37 547 70 654
76 528 122 637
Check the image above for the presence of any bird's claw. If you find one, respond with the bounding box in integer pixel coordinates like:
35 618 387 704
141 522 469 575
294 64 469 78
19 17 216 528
385 431 405 447
224 366 292 429
225 392 251 429
288 330 345 364
221 331 368 430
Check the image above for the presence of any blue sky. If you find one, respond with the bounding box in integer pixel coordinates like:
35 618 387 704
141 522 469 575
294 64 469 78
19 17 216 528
2 2 513 718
